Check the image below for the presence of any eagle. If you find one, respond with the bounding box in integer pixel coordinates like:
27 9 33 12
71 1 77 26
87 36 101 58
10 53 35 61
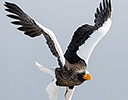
4 0 112 100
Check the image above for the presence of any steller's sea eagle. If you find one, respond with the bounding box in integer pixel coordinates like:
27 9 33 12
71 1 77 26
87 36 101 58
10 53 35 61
4 0 112 100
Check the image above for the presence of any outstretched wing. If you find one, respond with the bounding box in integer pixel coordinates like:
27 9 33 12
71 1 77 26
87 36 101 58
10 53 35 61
64 0 112 64
4 2 65 68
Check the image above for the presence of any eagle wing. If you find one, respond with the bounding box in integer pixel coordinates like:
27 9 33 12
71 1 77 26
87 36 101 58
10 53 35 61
64 0 112 64
4 2 65 68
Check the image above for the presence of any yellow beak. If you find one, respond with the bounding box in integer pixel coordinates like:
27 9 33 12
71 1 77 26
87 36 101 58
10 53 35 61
83 73 91 81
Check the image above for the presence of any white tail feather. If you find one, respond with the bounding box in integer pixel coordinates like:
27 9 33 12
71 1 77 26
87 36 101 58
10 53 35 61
35 62 59 100
46 79 60 100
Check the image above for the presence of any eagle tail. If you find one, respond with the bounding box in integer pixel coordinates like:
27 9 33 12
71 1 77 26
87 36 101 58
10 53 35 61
35 62 60 100
46 79 60 100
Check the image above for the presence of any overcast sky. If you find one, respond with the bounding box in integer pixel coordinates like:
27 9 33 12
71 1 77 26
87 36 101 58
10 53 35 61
0 0 128 100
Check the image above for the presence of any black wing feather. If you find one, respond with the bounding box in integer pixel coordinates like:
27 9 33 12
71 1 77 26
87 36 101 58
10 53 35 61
64 0 112 64
6 14 19 20
94 0 112 28
4 2 63 68
5 2 42 37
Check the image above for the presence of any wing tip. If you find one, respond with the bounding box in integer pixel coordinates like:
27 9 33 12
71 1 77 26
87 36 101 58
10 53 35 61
94 0 112 29
4 2 10 6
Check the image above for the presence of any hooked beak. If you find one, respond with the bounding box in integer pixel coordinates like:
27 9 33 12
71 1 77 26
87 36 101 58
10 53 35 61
83 73 91 81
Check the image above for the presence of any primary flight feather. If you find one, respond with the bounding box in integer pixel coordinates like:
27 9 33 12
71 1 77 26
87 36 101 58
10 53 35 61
4 0 112 100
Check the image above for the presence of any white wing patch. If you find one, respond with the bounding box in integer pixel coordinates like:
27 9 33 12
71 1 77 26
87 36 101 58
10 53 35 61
78 18 112 64
35 21 65 66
